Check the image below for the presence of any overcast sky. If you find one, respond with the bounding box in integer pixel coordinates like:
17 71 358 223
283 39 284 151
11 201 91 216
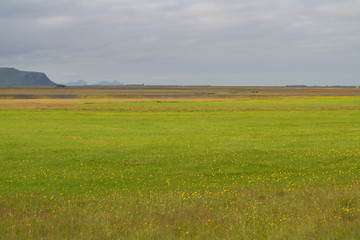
0 0 359 85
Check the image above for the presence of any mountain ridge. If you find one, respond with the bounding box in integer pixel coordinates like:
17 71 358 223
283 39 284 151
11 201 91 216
64 80 124 86
0 67 56 86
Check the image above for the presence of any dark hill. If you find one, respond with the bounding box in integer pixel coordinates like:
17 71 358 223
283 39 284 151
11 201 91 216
0 67 56 86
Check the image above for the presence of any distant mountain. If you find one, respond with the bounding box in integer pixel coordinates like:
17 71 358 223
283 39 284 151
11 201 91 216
64 80 88 86
0 67 56 86
92 80 124 86
63 80 124 86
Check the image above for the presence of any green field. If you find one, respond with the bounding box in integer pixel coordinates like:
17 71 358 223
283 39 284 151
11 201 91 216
0 91 359 239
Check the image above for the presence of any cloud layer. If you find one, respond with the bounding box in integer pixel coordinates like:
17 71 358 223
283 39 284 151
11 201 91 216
1 0 359 85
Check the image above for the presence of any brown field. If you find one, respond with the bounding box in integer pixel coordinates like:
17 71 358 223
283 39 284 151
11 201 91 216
0 99 359 110
0 86 359 100
0 86 359 110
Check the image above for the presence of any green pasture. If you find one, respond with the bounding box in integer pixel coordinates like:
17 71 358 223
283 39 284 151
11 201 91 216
0 97 359 239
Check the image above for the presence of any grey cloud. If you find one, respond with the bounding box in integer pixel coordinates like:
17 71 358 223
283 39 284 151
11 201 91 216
0 0 359 85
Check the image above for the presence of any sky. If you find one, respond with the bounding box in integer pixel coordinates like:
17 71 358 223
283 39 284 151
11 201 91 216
0 0 359 86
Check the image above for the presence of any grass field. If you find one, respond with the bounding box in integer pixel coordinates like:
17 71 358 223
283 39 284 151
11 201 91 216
0 87 359 239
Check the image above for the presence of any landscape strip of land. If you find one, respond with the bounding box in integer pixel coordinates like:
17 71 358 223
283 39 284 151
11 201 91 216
0 86 359 239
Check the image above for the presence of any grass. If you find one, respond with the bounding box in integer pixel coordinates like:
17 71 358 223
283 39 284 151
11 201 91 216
0 91 359 239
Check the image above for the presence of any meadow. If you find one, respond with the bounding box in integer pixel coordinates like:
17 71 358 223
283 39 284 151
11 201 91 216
0 87 359 239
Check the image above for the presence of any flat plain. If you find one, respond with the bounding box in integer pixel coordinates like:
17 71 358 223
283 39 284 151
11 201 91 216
0 86 359 239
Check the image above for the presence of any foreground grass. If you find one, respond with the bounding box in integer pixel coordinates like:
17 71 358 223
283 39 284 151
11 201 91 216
1 186 359 239
0 97 359 239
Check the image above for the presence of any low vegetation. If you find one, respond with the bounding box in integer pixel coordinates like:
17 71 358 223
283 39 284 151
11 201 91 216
0 87 359 239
